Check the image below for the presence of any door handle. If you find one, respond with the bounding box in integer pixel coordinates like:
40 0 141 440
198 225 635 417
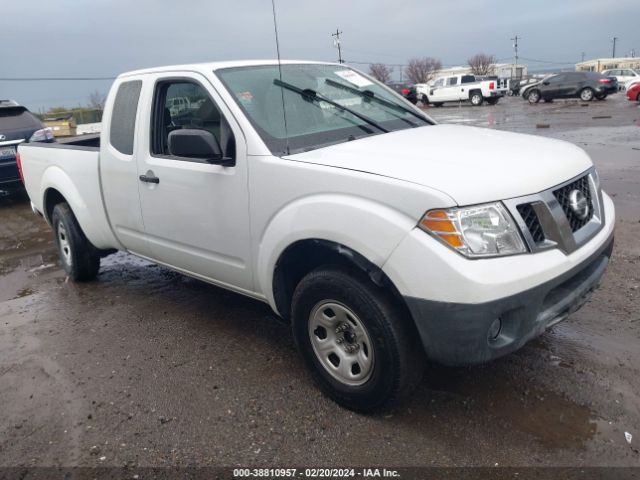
139 173 159 184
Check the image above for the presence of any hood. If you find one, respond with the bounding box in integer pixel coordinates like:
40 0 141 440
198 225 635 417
286 124 592 205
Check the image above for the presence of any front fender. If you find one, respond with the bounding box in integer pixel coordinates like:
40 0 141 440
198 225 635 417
256 193 417 309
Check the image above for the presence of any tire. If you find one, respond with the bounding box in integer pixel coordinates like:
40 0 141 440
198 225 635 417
291 266 424 412
637 93 640 103
580 87 595 102
595 93 607 100
51 203 100 281
486 97 499 105
527 89 541 104
470 91 484 106
421 94 429 106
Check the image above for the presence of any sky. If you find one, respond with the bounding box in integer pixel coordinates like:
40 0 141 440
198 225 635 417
1 0 637 111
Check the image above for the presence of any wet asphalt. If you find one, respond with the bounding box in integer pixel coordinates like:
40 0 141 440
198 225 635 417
0 93 639 468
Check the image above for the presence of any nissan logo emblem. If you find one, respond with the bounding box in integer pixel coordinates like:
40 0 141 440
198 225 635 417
569 189 589 220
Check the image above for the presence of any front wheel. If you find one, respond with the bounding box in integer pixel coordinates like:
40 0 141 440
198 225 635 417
51 203 100 281
527 90 541 104
470 91 484 106
291 267 424 412
580 87 595 101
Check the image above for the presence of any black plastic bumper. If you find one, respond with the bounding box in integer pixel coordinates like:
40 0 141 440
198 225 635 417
0 161 20 188
404 233 614 366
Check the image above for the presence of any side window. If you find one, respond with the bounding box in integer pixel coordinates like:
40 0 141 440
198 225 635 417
434 78 444 87
461 75 475 84
446 77 458 86
110 80 142 155
151 80 236 160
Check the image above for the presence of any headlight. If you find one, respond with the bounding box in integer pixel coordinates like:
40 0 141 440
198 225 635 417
418 202 527 258
29 127 54 143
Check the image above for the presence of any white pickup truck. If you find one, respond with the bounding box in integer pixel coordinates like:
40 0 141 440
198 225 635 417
416 73 503 106
18 61 614 411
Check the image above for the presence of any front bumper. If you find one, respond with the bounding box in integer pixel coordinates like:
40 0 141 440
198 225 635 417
403 233 613 365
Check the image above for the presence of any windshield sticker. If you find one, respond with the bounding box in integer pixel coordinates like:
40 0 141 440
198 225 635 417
334 70 373 88
238 91 254 103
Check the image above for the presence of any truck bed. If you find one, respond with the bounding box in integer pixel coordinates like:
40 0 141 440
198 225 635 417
18 142 118 250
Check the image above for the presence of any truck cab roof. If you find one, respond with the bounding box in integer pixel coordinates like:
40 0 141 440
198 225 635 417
118 60 342 79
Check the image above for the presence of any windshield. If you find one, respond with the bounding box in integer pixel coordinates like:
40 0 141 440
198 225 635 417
216 63 432 155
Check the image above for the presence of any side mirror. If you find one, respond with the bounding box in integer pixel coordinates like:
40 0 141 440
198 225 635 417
542 81 550 86
168 129 234 166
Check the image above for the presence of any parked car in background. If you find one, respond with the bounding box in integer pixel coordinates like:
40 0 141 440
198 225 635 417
626 82 640 103
0 100 54 191
601 68 640 89
416 74 503 107
524 72 618 103
512 77 542 97
623 78 640 91
405 85 419 104
387 81 412 98
18 60 615 411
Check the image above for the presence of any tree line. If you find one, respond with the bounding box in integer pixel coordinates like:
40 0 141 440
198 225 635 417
369 53 497 84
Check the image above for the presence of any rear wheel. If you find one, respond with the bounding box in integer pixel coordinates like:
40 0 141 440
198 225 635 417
51 203 100 281
291 266 424 412
470 91 484 106
580 87 595 101
637 92 640 103
527 89 541 104
421 94 429 106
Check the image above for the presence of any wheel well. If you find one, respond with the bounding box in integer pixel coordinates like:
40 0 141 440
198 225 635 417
43 188 67 223
469 89 482 97
272 239 407 320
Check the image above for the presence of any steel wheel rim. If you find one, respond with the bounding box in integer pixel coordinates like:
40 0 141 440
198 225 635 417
308 301 374 386
472 94 481 104
57 221 72 266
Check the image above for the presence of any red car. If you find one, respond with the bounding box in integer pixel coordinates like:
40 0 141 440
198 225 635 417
627 83 640 103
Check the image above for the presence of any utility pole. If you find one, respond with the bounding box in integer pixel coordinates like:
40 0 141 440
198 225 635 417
581 52 586 62
331 29 344 64
612 36 618 58
511 35 520 79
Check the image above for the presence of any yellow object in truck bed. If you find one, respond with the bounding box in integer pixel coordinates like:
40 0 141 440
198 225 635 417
43 116 77 137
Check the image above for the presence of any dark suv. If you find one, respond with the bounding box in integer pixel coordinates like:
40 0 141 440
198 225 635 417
1 100 54 190
525 72 618 103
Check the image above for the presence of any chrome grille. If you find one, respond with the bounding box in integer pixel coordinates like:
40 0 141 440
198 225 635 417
504 168 603 255
516 203 545 243
553 175 593 232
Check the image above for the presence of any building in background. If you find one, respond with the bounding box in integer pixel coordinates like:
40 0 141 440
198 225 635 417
576 57 640 72
432 63 527 80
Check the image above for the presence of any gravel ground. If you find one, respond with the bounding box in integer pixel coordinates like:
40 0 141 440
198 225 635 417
0 93 639 470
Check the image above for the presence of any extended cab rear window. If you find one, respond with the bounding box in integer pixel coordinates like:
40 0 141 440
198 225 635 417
110 80 142 155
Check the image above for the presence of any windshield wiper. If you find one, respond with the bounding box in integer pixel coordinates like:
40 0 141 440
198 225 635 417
325 78 432 126
273 79 388 133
